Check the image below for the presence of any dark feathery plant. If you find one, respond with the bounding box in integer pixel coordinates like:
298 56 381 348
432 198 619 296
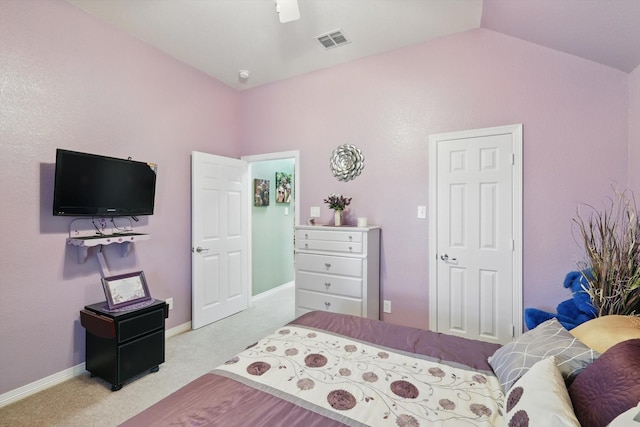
323 194 352 211
573 188 640 316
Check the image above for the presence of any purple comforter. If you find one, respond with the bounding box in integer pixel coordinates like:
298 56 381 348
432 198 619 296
121 311 501 427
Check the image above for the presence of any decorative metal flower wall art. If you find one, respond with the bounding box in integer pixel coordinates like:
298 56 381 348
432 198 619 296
330 144 365 182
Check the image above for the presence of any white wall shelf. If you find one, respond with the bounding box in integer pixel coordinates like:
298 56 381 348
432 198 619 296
67 218 149 263
67 233 150 263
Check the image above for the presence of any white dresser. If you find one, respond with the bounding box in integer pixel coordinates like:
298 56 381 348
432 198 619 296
294 225 380 319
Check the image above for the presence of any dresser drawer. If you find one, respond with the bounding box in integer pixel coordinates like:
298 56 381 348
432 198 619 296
118 308 165 342
296 289 362 316
296 239 362 254
296 229 363 243
295 271 363 298
117 329 165 383
295 253 363 277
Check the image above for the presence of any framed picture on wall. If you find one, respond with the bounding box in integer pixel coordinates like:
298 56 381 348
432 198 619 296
254 179 269 206
275 172 292 203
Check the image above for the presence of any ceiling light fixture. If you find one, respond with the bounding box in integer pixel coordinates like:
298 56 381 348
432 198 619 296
238 70 250 81
275 0 300 23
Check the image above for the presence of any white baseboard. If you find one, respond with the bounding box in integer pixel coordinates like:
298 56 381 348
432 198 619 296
0 321 192 408
251 281 294 304
0 363 86 409
166 321 192 338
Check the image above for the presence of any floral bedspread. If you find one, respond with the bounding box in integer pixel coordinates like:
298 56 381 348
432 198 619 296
214 326 505 426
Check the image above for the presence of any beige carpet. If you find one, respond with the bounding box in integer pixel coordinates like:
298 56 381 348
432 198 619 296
0 285 295 427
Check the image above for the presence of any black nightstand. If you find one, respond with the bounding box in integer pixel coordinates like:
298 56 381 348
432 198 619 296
80 299 168 391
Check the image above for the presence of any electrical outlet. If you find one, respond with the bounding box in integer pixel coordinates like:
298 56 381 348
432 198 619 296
166 297 174 310
383 300 391 313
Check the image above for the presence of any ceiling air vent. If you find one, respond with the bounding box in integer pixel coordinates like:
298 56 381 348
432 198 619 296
316 29 351 50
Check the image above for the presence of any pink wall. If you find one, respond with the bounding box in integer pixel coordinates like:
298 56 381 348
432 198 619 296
0 1 239 394
0 1 632 397
628 66 640 190
239 28 629 328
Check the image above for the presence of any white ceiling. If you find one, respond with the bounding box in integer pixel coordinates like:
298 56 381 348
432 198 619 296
66 0 640 91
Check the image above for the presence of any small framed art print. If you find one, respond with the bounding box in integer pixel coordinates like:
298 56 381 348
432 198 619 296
101 271 152 310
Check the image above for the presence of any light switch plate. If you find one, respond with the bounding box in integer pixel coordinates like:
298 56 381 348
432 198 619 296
417 205 427 219
310 206 320 217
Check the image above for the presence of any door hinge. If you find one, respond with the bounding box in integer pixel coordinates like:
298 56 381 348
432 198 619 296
512 325 515 338
511 153 515 165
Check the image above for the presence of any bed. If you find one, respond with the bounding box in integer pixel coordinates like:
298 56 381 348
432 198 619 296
121 311 640 427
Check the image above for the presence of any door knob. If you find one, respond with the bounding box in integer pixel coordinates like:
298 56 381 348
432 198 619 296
195 246 209 253
440 253 457 262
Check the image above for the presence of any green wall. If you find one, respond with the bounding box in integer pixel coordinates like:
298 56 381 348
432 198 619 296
251 159 295 296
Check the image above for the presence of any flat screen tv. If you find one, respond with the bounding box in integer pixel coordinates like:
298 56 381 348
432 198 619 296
53 148 157 217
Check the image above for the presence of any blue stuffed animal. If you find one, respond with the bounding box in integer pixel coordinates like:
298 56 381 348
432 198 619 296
524 271 597 330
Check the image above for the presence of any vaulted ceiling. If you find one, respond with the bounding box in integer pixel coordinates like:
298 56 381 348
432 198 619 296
66 0 640 90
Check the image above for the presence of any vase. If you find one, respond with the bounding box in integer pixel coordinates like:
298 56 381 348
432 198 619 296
334 210 342 226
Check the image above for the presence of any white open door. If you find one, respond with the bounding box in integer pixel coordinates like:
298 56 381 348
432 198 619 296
191 151 249 329
429 125 522 344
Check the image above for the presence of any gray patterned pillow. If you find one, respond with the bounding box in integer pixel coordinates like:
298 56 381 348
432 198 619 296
488 318 599 392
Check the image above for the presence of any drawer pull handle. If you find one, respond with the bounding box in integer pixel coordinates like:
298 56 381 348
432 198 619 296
348 235 353 241
304 243 308 249
324 302 331 309
348 246 352 251
304 233 308 239
324 263 331 269
324 282 331 289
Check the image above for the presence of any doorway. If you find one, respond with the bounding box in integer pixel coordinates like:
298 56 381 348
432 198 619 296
191 150 299 329
243 151 300 300
428 125 522 344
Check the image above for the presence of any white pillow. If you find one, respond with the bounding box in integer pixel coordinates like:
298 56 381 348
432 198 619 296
501 356 580 427
607 401 640 426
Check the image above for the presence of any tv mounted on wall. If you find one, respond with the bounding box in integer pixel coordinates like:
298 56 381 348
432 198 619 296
53 149 157 217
